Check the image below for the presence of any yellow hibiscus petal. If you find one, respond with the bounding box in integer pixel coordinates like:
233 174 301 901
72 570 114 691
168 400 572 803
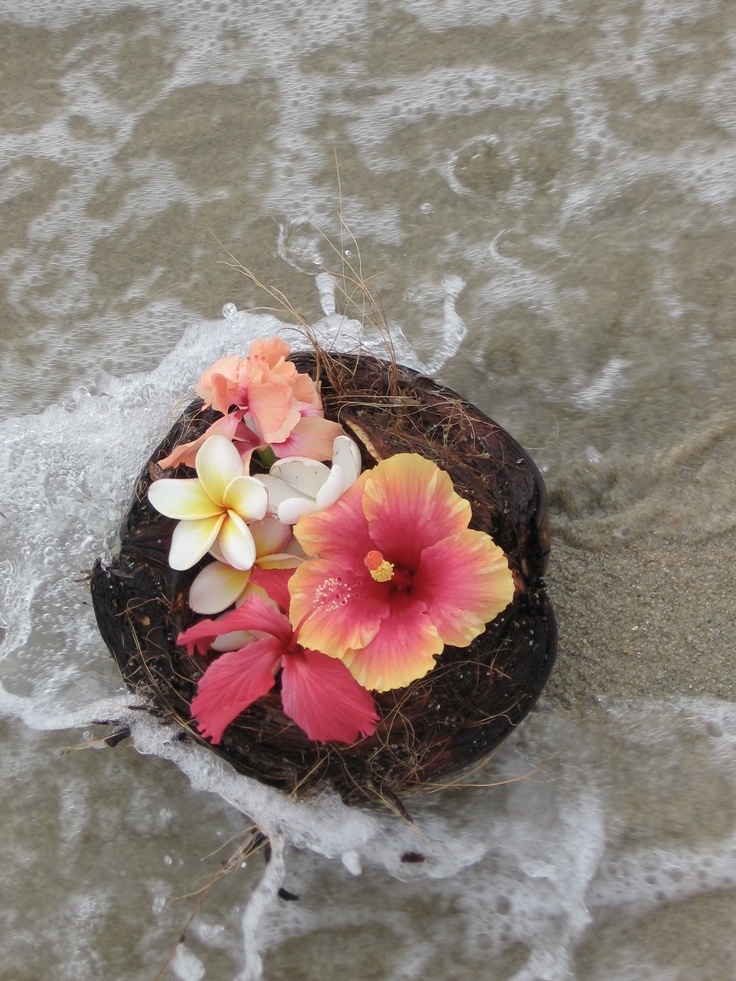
363 453 471 556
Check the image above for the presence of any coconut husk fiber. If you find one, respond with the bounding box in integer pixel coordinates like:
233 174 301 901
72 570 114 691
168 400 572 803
91 352 556 806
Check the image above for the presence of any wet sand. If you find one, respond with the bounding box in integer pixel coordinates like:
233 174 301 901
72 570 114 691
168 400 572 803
546 530 736 708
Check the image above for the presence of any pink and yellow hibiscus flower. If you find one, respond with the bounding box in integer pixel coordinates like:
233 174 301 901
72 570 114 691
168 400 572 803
179 594 379 745
288 453 515 692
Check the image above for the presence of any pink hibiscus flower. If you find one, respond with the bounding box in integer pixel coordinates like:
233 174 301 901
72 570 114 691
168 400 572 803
156 337 344 466
179 595 379 745
288 453 516 692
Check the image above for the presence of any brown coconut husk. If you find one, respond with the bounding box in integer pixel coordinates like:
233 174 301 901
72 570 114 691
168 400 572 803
91 352 556 807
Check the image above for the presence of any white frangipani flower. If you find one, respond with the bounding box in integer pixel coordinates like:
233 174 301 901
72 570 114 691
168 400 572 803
256 434 362 524
187 515 302 615
148 434 268 571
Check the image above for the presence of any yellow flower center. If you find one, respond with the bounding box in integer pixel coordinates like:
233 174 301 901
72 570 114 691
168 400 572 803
364 549 394 583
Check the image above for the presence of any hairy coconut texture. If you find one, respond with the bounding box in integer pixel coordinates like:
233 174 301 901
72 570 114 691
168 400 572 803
91 353 556 807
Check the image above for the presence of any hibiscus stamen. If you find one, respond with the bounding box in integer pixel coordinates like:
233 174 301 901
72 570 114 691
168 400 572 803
365 549 394 583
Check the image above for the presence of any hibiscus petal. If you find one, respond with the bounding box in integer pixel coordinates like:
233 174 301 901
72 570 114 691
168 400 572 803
248 380 299 443
270 415 345 461
190 639 283 744
177 617 224 657
188 561 250 615
340 592 443 692
196 355 241 409
248 335 291 368
212 593 294 645
157 410 251 470
281 648 379 743
288 557 389 658
413 529 515 648
196 435 245 505
148 478 221 519
169 514 225 570
292 470 373 565
222 475 268 521
218 512 257 571
362 454 471 564
249 566 295 611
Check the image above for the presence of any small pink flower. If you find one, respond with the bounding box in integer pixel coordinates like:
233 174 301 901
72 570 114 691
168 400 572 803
159 338 345 467
288 453 516 692
179 595 379 745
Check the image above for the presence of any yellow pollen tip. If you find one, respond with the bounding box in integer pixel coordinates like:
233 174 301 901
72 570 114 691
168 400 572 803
365 549 394 583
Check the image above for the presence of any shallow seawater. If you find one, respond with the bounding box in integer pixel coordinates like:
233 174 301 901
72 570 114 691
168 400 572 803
1 1 735 979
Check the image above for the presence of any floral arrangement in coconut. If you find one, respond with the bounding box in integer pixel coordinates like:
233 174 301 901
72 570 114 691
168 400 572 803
145 336 516 749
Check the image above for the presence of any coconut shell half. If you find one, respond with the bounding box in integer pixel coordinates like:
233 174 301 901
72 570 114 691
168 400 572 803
91 353 556 805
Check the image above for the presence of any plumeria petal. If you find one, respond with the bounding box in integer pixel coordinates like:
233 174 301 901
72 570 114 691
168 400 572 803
190 639 283 744
195 434 246 505
222 475 268 521
280 648 379 743
169 514 225 570
250 515 293 556
188 561 250 615
288 558 389 657
256 474 307 516
413 529 515 648
276 496 322 524
211 628 256 652
269 458 331 497
314 463 347 510
217 512 257 571
148 478 222 519
340 592 443 692
332 434 363 486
